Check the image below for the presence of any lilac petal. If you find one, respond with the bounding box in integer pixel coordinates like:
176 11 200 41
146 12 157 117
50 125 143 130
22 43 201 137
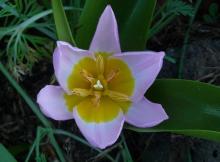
53 41 91 93
125 97 168 127
114 51 165 102
37 85 73 120
73 109 124 149
89 5 121 53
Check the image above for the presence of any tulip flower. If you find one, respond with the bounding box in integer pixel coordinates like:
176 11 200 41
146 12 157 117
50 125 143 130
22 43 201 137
37 5 168 149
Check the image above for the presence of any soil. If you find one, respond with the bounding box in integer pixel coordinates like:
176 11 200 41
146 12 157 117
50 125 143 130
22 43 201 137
1 13 220 162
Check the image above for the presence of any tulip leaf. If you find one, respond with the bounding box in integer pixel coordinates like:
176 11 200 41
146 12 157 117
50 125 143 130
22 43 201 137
120 0 156 51
0 144 17 162
52 0 76 45
76 0 156 51
127 79 220 142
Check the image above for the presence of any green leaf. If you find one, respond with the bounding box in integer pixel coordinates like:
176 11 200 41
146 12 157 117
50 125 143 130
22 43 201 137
0 144 17 162
52 0 76 45
127 79 220 142
76 0 157 51
121 0 156 50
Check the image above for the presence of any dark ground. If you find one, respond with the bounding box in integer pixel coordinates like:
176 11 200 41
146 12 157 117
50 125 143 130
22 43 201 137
0 11 220 162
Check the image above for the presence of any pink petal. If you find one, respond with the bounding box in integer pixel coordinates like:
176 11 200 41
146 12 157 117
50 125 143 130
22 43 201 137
73 109 124 149
125 97 168 127
53 41 91 93
37 85 73 120
89 5 121 53
114 51 165 102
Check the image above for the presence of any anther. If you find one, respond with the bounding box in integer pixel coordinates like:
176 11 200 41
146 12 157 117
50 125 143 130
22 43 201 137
80 69 95 84
91 91 102 107
105 90 131 102
71 88 92 97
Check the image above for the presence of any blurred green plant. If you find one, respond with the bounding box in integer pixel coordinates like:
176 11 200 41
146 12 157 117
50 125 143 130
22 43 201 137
203 2 219 24
149 0 194 39
0 0 55 79
178 0 202 78
0 0 82 80
149 0 194 64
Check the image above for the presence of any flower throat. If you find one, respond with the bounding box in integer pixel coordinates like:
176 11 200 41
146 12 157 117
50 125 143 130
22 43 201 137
70 53 131 106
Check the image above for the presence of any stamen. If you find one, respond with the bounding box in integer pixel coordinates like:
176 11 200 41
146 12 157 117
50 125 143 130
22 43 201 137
80 69 95 84
96 55 104 74
91 91 102 106
106 69 120 82
93 80 103 90
105 90 131 102
71 88 92 97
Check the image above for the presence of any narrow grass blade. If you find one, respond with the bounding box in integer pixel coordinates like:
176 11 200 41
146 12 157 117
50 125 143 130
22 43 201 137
121 134 133 162
48 132 66 162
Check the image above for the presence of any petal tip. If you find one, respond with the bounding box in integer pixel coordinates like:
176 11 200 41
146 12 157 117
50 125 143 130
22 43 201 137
125 98 169 128
96 115 125 149
159 51 165 58
89 4 121 53
143 103 169 128
37 85 73 121
56 41 70 48
37 85 52 103
158 106 169 122
36 85 54 118
103 5 114 14
56 41 63 47
98 5 115 26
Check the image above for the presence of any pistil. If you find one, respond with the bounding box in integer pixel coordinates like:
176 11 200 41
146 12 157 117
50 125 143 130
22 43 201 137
93 80 104 90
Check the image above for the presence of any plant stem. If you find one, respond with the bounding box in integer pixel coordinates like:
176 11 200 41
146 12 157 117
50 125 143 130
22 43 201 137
121 133 133 162
49 132 66 162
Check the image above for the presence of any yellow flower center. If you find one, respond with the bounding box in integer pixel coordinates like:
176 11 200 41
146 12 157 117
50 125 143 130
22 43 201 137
64 52 135 122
